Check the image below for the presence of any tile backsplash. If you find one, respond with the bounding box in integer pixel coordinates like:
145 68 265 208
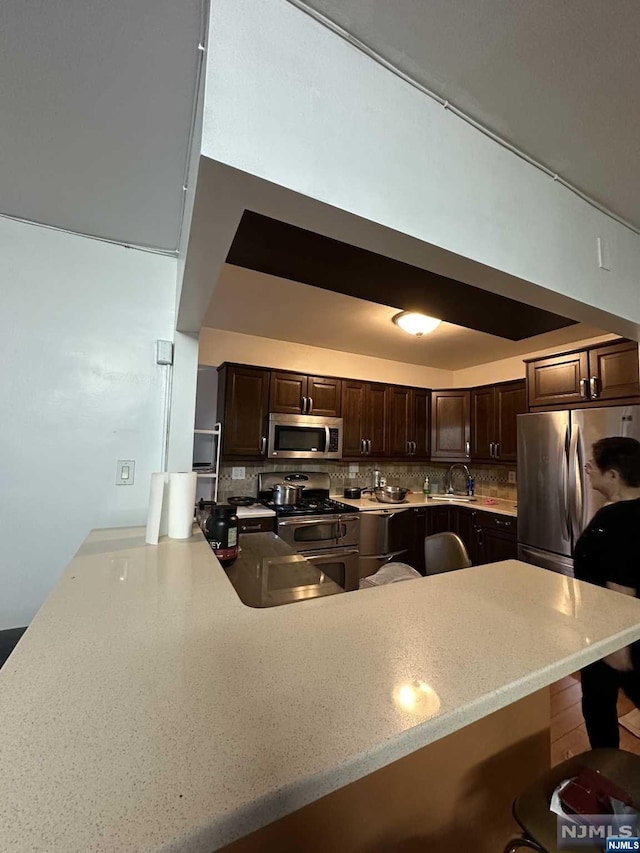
217 460 517 503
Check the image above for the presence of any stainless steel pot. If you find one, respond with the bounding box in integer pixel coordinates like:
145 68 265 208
272 483 305 505
373 486 409 504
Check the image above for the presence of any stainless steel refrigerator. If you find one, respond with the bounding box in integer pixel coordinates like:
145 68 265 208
517 405 640 575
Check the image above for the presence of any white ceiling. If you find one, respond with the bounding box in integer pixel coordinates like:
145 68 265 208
204 265 606 370
0 0 204 252
299 0 640 230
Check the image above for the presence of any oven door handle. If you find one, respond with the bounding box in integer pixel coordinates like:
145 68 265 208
278 517 339 528
277 515 358 527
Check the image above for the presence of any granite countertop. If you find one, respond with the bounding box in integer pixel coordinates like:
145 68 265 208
333 492 518 517
1 526 639 852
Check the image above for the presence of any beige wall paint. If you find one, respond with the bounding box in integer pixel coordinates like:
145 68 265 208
453 333 617 387
200 327 619 389
199 327 455 387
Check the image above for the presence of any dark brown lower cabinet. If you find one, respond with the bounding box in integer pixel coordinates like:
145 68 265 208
475 513 518 564
398 507 427 576
426 506 456 536
455 508 478 565
477 528 518 563
424 506 516 567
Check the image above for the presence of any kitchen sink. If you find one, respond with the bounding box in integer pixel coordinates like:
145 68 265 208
430 494 477 502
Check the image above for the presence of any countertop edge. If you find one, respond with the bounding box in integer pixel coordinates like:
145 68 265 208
208 618 640 849
332 494 518 517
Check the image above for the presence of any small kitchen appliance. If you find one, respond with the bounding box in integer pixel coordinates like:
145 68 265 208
267 413 342 460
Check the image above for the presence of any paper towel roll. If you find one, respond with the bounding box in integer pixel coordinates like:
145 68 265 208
145 472 169 545
167 472 198 540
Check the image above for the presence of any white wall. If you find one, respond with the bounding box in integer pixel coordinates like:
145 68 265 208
166 331 199 472
200 327 619 389
202 0 640 335
453 334 616 387
199 328 454 387
0 218 176 629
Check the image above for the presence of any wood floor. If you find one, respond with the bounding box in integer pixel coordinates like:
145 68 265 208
550 673 640 765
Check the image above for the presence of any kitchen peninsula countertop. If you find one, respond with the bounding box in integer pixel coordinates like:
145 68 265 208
333 492 518 517
1 526 639 852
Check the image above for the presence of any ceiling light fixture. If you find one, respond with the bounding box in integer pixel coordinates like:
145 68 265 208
392 311 441 337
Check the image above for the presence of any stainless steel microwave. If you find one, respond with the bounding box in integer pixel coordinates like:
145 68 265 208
267 413 343 459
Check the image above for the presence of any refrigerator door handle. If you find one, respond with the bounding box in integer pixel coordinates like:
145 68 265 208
561 424 571 541
568 423 584 539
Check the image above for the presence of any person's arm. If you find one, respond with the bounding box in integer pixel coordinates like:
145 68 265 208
603 582 636 671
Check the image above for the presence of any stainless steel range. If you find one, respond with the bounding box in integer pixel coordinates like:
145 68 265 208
258 472 360 591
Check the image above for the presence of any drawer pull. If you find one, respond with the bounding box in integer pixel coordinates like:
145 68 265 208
495 519 512 527
241 523 264 531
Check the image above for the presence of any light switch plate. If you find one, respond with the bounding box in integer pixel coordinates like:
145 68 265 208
156 339 174 365
348 463 359 472
231 466 246 480
508 471 516 484
116 460 135 485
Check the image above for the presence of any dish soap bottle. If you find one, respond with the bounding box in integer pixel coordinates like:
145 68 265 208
423 475 431 498
466 474 475 497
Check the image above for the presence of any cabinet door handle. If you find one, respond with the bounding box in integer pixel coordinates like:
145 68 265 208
260 436 267 454
590 377 599 399
360 438 366 455
495 442 500 458
301 396 307 414
465 440 470 458
580 378 588 399
489 442 494 458
411 440 416 455
308 397 313 414
367 439 372 455
407 440 411 455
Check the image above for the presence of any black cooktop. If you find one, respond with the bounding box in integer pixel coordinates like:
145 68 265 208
258 496 360 518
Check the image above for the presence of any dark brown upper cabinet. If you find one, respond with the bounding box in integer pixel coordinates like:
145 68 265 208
307 375 343 417
412 388 430 459
269 371 307 415
526 351 589 408
270 371 341 416
470 386 494 463
341 380 388 457
471 381 526 462
588 340 640 402
387 386 430 459
526 339 640 409
495 381 527 461
217 364 270 459
431 390 470 461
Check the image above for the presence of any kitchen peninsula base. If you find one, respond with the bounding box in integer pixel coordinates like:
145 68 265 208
223 688 550 853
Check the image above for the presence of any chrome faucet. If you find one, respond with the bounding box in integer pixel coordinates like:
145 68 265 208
446 463 471 494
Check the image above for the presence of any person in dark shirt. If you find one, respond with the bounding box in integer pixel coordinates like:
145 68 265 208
573 436 640 748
